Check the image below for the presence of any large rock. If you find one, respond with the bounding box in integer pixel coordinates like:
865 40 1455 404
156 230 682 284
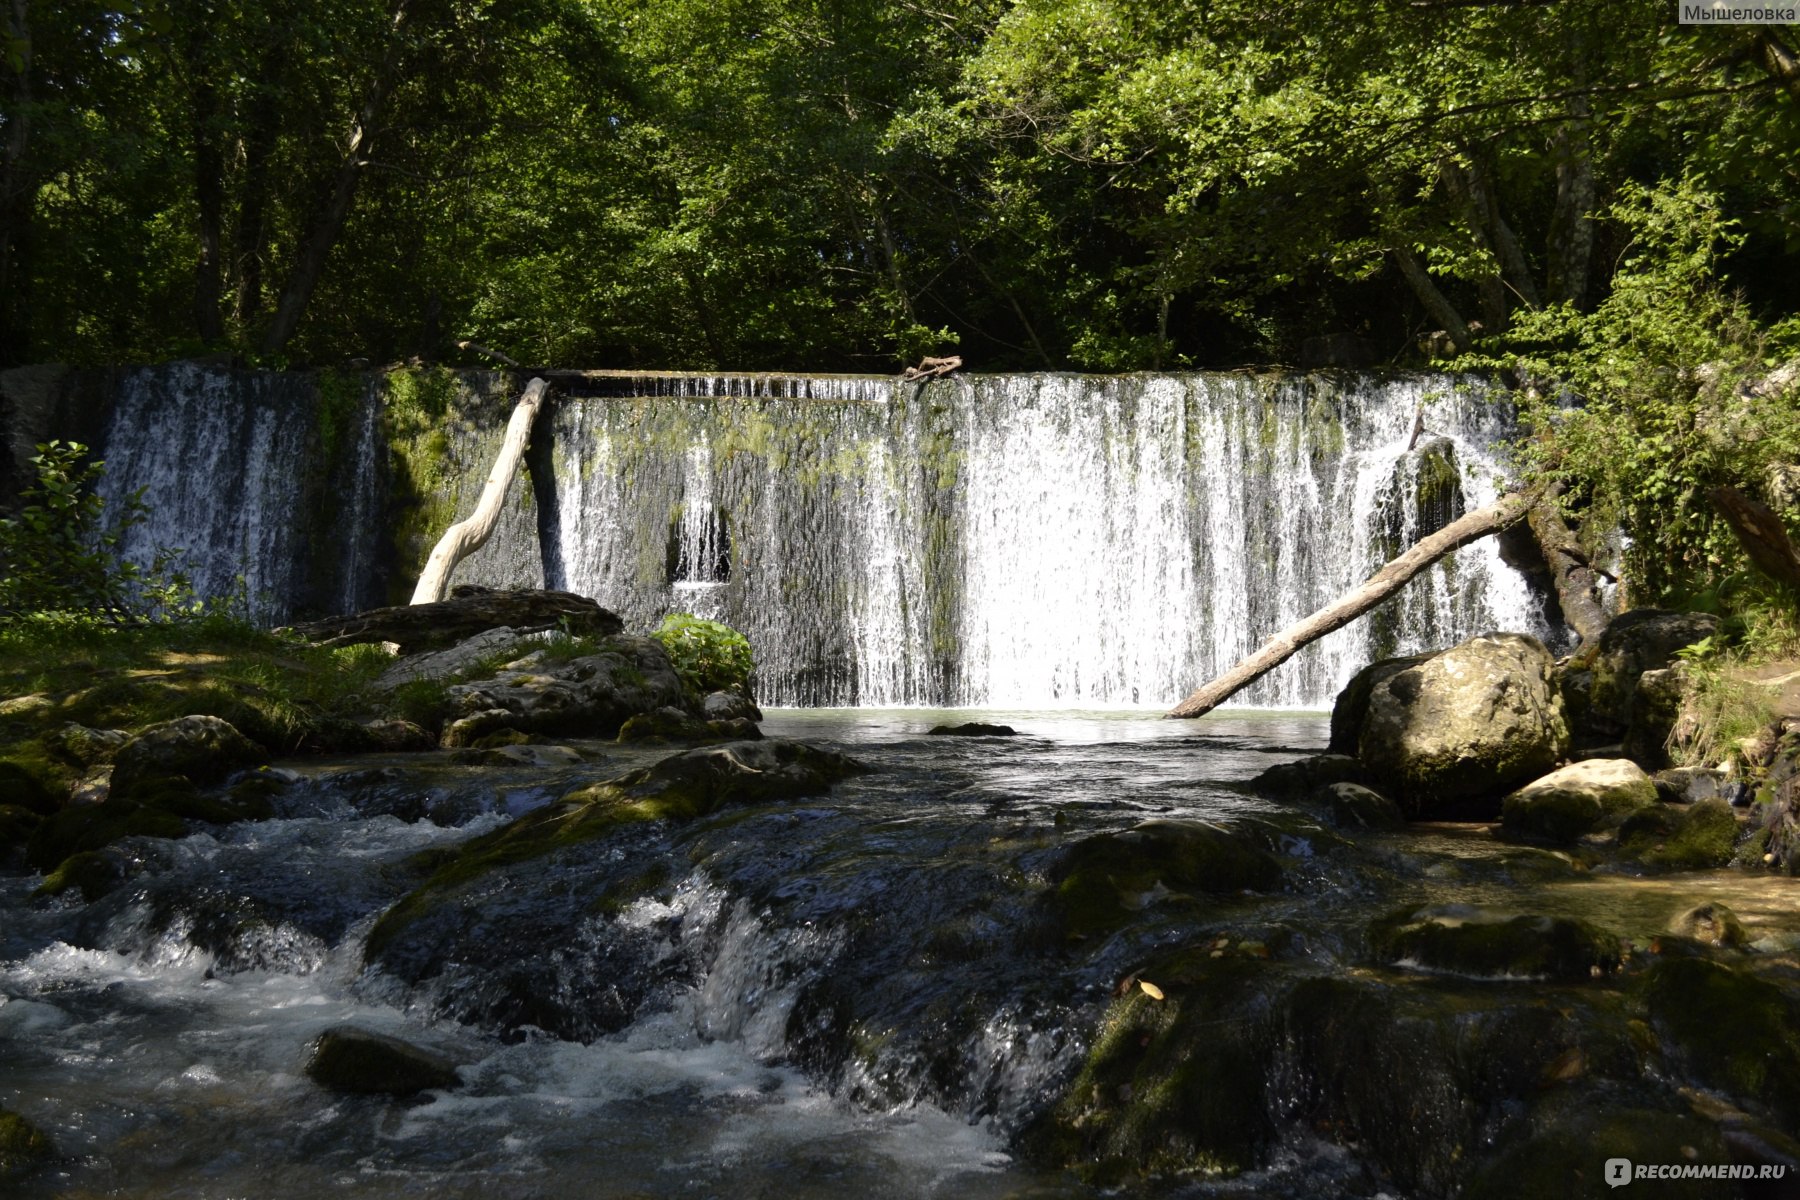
1587 610 1719 738
109 715 264 797
1327 653 1439 756
1351 633 1569 817
1500 758 1657 843
441 634 688 744
1368 906 1621 981
375 627 539 690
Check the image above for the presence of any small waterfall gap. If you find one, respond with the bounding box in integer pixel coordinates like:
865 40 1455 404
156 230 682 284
90 365 1552 706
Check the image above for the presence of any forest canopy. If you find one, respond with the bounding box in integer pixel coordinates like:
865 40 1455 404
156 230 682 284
1 0 1797 372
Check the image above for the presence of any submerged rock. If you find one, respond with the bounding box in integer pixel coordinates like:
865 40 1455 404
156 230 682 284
0 1105 54 1173
1368 906 1621 980
304 1026 462 1095
1501 759 1658 843
1351 633 1569 817
1668 902 1748 948
927 722 1019 737
617 706 761 744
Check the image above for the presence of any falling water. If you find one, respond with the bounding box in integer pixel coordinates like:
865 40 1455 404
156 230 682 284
543 371 1549 707
88 365 1550 706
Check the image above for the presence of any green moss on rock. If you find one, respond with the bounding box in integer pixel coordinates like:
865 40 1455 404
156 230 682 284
0 1107 54 1173
1641 957 1800 1127
1369 908 1621 981
1048 820 1282 940
1618 800 1740 870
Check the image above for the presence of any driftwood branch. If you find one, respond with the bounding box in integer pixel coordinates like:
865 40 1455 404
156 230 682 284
410 376 548 604
456 339 522 367
1710 485 1800 596
901 355 962 381
1167 489 1538 718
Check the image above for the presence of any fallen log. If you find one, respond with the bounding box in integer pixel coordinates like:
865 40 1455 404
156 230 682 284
1167 489 1539 719
901 355 962 381
288 586 623 654
410 376 547 604
1525 483 1610 648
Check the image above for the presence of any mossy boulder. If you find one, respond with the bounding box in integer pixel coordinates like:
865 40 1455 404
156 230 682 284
1327 654 1439 755
442 633 689 742
1030 957 1275 1182
1641 957 1800 1128
1048 820 1282 939
1368 906 1621 981
0 1106 54 1174
109 715 265 798
1617 800 1740 870
1668 902 1747 948
1501 759 1658 843
1352 633 1569 818
1588 609 1719 738
365 739 866 958
1462 1093 1733 1200
617 706 761 744
304 1026 461 1095
701 690 762 721
45 722 129 768
1623 666 1690 771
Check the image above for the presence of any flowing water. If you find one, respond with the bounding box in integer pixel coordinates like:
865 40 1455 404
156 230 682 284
7 713 1800 1198
94 367 1552 707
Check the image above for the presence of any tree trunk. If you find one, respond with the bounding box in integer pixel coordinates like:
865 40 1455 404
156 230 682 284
1710 485 1800 596
1546 96 1595 308
1749 30 1800 103
1525 485 1609 646
259 1 410 356
1443 159 1508 331
1392 245 1473 354
0 0 33 364
1167 490 1537 718
185 21 225 345
232 77 283 328
292 586 621 653
410 377 548 605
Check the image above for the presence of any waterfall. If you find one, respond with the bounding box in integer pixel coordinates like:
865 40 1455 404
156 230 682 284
84 365 1552 707
544 371 1550 708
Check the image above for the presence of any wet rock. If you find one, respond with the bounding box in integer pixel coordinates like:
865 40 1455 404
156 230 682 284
459 743 584 768
1353 633 1569 818
1588 609 1719 738
69 765 110 805
1249 753 1367 796
927 722 1019 737
1668 902 1747 948
1501 759 1658 843
1049 820 1282 938
1462 1093 1732 1200
109 715 265 798
303 1026 462 1095
442 634 688 744
617 706 762 744
1368 906 1621 981
1031 958 1274 1182
1315 781 1405 830
1654 765 1727 805
1641 957 1800 1129
0 1105 54 1174
701 690 763 721
365 739 866 959
0 804 41 860
1617 800 1740 870
33 845 138 901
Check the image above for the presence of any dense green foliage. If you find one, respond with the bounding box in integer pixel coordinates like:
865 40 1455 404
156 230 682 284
0 441 196 622
650 612 754 698
4 1 1796 372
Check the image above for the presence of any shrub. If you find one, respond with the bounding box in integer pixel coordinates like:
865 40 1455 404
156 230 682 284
651 613 754 697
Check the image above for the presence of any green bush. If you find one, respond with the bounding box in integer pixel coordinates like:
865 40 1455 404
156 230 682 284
651 613 754 697
0 441 198 623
